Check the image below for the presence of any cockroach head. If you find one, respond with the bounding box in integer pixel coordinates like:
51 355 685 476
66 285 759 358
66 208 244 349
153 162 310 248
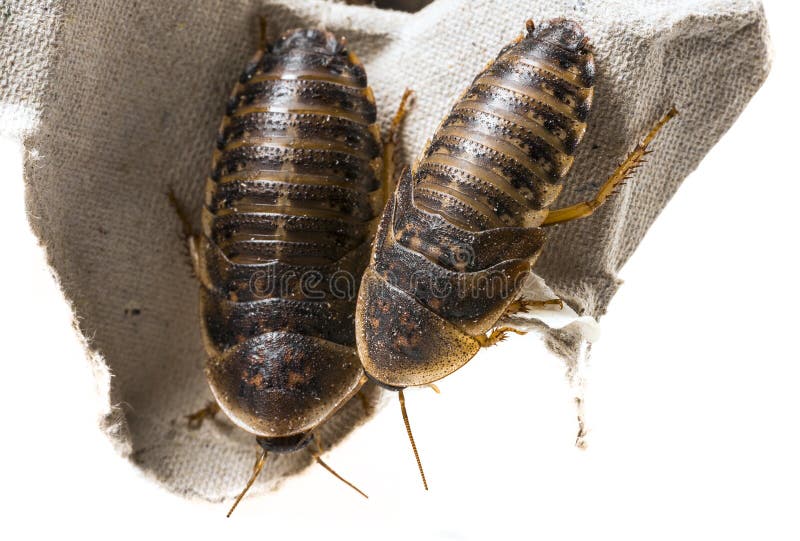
522 18 595 88
273 28 346 55
527 18 592 53
256 432 314 454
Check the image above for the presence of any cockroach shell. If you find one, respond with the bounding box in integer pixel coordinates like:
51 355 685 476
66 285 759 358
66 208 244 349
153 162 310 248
206 331 363 437
200 28 382 444
356 19 595 389
356 267 481 389
373 169 536 335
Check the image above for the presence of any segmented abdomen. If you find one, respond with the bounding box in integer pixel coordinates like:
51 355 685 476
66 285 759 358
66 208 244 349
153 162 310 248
201 28 382 356
412 19 594 238
369 19 594 337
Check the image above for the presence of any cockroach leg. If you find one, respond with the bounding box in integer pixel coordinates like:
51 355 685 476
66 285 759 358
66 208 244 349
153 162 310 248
186 401 220 429
426 383 440 394
505 298 564 316
167 187 194 239
356 388 373 416
355 373 374 414
381 88 414 204
258 16 269 50
166 187 201 276
475 326 527 348
542 107 678 226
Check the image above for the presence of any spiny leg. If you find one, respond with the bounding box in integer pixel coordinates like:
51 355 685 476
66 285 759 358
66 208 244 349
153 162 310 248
167 187 200 276
355 373 374 415
311 434 368 499
186 400 220 429
475 326 527 348
227 448 268 517
398 389 428 490
381 88 415 205
504 298 564 316
258 15 269 50
542 107 678 226
357 388 374 416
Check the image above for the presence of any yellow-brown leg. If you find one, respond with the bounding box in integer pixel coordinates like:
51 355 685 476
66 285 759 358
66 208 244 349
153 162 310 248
381 88 414 205
258 15 269 50
356 388 373 416
505 298 564 316
167 187 201 276
354 372 374 414
542 107 678 226
186 401 220 429
475 326 527 348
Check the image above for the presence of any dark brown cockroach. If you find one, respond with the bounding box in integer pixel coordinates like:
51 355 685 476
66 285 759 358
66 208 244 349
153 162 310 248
354 18 676 488
175 23 411 515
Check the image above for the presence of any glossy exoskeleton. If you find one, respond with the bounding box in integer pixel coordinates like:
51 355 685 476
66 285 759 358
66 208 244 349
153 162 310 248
354 19 675 486
184 25 407 514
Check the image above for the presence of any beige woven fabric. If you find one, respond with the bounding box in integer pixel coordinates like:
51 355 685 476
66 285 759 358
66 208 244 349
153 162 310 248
1 0 770 500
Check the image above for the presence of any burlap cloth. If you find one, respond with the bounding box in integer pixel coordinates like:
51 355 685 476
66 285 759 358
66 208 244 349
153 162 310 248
0 0 770 500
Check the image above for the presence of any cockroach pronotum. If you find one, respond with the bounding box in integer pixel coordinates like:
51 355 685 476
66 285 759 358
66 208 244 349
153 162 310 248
354 18 677 488
172 21 411 515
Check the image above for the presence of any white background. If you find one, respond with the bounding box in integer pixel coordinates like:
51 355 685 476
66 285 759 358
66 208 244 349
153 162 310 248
2 1 798 539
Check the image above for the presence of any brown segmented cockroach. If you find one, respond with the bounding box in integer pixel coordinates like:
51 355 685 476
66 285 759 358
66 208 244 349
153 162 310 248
172 21 411 515
354 18 676 488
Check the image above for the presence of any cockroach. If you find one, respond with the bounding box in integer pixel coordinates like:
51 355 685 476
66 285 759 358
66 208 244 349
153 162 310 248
354 18 676 488
173 21 411 515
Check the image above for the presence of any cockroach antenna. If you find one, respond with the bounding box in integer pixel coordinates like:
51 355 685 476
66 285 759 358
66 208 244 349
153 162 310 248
312 434 368 499
314 457 369 499
399 389 428 490
227 450 268 518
